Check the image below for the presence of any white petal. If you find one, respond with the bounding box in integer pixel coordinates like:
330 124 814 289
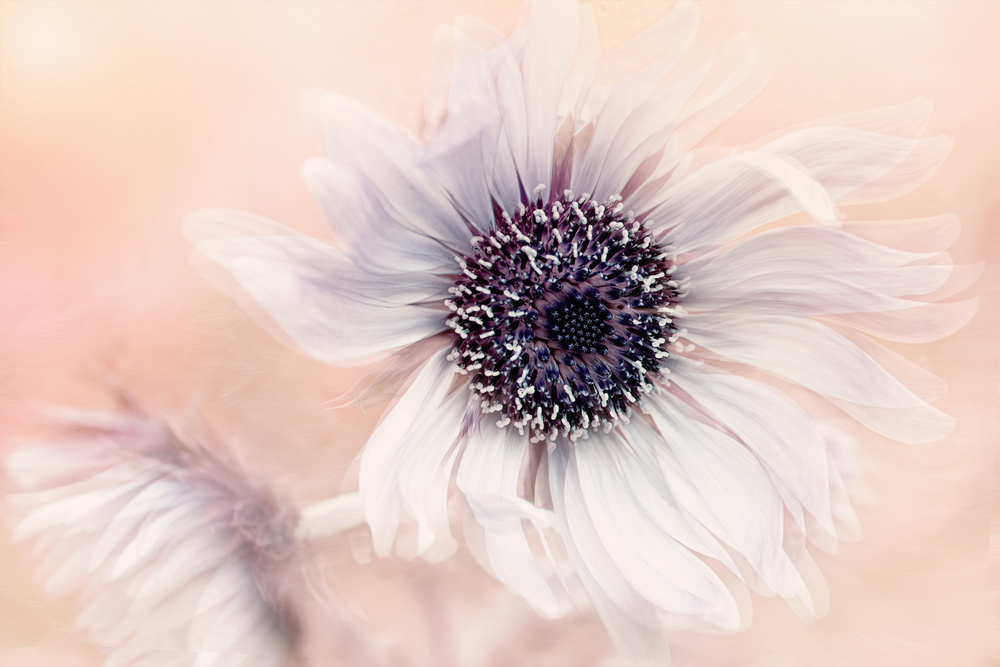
104 573 214 647
924 261 984 302
655 153 835 254
123 531 229 595
679 224 956 313
686 269 948 318
187 207 451 305
421 29 502 227
104 504 202 584
731 151 837 222
14 472 156 541
825 297 978 344
45 536 101 594
762 100 952 209
120 562 224 632
832 324 948 402
570 1 699 200
302 158 456 274
574 78 694 207
318 93 472 250
807 138 952 210
6 443 120 491
656 126 950 253
193 585 270 656
189 561 247 621
613 423 740 572
669 363 834 535
87 481 187 573
682 224 939 279
454 14 508 52
572 434 740 629
518 0 580 193
683 313 930 409
590 1 698 86
819 426 861 542
669 32 769 156
8 459 153 517
187 209 446 365
829 397 954 445
456 423 568 618
359 348 465 557
840 213 959 254
644 396 812 609
422 25 456 142
491 44 530 205
548 444 672 667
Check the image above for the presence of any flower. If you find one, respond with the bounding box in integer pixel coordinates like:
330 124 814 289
4 408 373 667
186 1 973 663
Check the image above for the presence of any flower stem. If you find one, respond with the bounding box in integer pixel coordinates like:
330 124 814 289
296 492 366 540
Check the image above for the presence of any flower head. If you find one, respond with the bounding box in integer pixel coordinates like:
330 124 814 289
186 1 972 663
5 409 301 667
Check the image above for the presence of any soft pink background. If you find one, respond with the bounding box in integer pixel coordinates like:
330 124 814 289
1 1 999 665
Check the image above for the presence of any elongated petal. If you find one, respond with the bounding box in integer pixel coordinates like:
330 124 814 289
656 127 950 253
825 297 978 344
519 0 580 193
303 157 457 274
670 362 834 535
548 444 673 667
829 397 955 445
187 209 446 364
684 313 930 409
570 1 699 200
359 348 465 557
643 396 812 611
318 93 473 251
679 225 947 314
456 423 569 618
572 434 740 629
421 29 504 228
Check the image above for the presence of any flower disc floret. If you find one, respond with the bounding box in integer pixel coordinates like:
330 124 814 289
445 192 682 440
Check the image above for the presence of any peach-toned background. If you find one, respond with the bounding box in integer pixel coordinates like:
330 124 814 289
1 1 999 665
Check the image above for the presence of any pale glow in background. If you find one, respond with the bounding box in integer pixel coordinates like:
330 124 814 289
4 4 96 80
1 1 999 665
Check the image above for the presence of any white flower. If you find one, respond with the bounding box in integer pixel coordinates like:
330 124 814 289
6 410 310 667
186 1 973 663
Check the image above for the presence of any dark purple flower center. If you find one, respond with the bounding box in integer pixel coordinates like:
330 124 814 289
545 291 611 354
446 192 681 440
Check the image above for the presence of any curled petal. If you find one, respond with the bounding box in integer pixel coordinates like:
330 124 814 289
655 125 951 253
